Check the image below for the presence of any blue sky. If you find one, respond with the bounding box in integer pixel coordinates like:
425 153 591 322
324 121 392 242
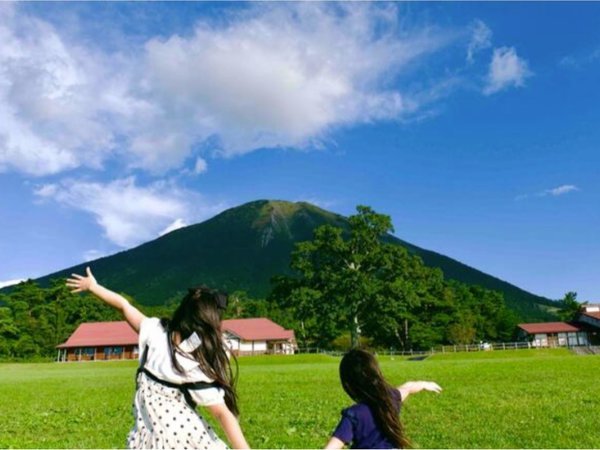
0 2 598 301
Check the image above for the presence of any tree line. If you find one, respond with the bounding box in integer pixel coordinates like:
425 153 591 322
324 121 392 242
2 205 578 358
0 281 172 359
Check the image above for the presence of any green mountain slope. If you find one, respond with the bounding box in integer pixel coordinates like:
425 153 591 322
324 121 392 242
30 200 557 320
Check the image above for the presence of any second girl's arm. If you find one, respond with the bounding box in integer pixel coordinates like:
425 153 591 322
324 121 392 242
66 267 146 332
324 437 345 449
206 403 250 449
397 381 442 401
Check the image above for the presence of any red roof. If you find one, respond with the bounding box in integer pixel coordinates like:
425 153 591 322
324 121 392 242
222 318 295 341
57 318 296 349
518 322 581 334
57 321 138 349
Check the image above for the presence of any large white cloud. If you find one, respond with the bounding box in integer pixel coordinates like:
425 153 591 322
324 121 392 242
1 3 449 176
484 46 532 95
34 177 227 247
0 5 137 176
136 5 446 162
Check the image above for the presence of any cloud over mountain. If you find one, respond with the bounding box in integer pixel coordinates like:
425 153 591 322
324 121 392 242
0 3 450 177
34 177 225 247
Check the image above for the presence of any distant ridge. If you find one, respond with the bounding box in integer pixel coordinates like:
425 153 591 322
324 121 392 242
29 200 556 320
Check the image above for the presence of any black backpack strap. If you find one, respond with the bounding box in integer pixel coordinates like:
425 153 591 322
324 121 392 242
135 344 150 391
134 344 219 409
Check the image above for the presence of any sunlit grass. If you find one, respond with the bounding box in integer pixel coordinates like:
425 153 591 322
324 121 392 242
0 350 598 448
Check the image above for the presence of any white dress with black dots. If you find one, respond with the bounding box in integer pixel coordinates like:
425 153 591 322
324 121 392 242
126 318 229 450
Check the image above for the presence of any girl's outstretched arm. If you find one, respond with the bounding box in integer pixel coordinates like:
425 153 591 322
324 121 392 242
397 381 442 401
206 403 250 449
66 267 146 332
324 436 345 449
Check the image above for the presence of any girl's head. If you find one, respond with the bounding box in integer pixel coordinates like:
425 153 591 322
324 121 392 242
340 349 410 448
162 286 239 416
170 286 227 338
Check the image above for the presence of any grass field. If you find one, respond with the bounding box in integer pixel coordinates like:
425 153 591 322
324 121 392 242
0 349 599 448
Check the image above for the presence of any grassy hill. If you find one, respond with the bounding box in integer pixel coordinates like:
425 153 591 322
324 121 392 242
30 200 556 320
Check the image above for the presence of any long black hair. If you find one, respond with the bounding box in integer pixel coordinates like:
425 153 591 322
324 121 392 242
161 286 239 416
339 348 411 448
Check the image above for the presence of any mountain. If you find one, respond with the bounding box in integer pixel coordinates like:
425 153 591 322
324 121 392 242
29 200 557 320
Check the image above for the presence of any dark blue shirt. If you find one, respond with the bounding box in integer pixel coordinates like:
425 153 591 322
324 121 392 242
332 389 402 449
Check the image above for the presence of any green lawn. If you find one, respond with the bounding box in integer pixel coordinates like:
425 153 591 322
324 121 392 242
0 350 598 448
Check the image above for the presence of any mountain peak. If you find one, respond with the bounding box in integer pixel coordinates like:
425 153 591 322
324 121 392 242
29 198 554 320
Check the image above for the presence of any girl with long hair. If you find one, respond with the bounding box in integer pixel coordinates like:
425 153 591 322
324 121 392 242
324 349 441 449
67 267 249 449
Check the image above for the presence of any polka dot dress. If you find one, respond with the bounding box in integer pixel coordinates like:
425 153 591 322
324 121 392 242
127 372 229 450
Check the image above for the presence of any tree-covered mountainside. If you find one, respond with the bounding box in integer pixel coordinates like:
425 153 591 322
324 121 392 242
25 200 556 320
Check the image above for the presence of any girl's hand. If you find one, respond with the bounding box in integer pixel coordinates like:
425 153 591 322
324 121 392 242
66 268 146 332
398 380 442 401
66 267 98 293
419 381 442 393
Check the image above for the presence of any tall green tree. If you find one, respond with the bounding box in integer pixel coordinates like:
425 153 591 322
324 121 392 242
272 206 429 348
271 205 517 350
558 291 585 321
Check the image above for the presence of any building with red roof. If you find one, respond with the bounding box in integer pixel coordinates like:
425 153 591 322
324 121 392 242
578 304 600 330
518 304 600 347
56 321 139 362
56 317 297 361
222 317 297 355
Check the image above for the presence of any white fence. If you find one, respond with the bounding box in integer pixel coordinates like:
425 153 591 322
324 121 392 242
295 341 599 357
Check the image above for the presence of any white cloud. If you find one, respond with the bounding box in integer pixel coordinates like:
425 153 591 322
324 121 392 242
516 184 580 201
546 185 579 196
33 183 58 198
137 4 450 161
159 218 188 236
467 19 492 63
194 157 208 174
34 177 225 248
0 4 451 176
559 46 600 69
0 279 25 289
0 9 133 176
484 47 532 95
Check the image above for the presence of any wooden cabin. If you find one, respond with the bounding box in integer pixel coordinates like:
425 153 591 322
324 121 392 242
57 317 297 361
56 321 139 362
517 322 589 347
222 318 297 355
518 304 600 347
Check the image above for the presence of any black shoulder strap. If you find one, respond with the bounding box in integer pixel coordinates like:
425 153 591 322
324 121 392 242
140 344 149 368
135 344 149 391
134 343 218 409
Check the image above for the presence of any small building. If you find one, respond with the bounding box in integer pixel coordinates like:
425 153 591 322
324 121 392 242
577 304 600 344
518 303 600 348
56 317 297 361
518 322 589 347
56 321 139 362
222 318 297 355
578 304 600 328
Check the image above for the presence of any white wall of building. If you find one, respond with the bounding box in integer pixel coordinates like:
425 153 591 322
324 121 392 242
224 332 295 354
531 332 589 347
